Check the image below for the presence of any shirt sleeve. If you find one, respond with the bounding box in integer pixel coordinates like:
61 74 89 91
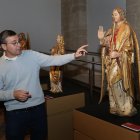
31 51 75 67
0 77 15 101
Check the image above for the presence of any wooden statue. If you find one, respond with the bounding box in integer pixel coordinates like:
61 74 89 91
98 7 140 117
49 35 65 93
18 32 30 50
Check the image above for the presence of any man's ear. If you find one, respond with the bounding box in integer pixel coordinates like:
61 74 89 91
1 44 6 51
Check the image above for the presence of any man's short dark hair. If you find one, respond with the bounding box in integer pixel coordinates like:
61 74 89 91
0 30 17 45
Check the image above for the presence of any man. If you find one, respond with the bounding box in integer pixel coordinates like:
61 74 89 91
0 30 87 140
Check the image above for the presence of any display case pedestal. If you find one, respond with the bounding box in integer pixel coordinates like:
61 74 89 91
73 109 140 140
46 92 85 140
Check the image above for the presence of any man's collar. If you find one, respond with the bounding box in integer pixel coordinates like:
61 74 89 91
2 52 18 61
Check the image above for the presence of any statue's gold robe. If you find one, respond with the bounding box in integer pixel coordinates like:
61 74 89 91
49 36 65 93
100 21 140 116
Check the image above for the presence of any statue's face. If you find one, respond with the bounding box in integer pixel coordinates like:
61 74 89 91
112 10 121 23
56 35 64 45
57 35 61 43
18 33 26 41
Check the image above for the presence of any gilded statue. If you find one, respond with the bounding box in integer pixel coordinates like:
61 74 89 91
18 32 30 50
98 7 140 116
49 35 65 93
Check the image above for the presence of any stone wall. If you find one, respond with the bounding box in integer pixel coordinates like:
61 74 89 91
61 0 87 50
61 0 89 85
126 0 140 44
126 0 140 101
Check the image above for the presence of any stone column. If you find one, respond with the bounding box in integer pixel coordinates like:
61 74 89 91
126 0 140 101
126 0 140 44
61 0 89 84
61 0 87 50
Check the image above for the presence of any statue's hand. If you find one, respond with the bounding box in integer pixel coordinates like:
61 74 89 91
98 26 105 40
109 51 121 58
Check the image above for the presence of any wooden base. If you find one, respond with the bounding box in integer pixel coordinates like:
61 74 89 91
46 92 85 140
73 110 140 140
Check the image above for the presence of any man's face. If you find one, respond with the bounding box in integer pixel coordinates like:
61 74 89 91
2 35 21 58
